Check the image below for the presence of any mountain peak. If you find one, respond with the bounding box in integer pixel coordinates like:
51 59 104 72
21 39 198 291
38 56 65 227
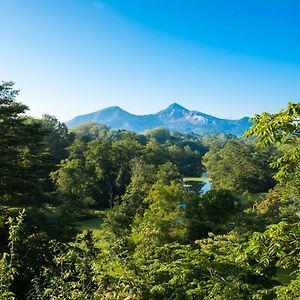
166 103 188 111
66 103 251 136
105 105 124 111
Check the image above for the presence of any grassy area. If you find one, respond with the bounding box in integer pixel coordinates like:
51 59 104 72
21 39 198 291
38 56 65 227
77 217 103 237
75 216 108 251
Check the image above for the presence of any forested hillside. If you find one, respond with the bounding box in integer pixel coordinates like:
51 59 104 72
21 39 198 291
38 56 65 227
0 82 299 299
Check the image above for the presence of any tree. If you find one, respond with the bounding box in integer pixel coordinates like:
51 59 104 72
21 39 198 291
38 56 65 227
24 114 75 193
168 144 203 177
131 182 199 260
71 122 110 141
0 210 25 300
145 127 171 144
51 139 98 208
243 102 300 226
52 135 144 209
40 114 74 165
200 189 241 233
245 102 300 180
243 102 300 298
203 140 276 193
0 82 48 203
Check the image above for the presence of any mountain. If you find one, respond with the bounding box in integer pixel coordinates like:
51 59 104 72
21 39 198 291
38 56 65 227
66 103 251 135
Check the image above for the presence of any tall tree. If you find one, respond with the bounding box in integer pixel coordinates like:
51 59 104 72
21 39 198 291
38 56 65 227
245 102 300 180
203 140 276 193
0 82 47 203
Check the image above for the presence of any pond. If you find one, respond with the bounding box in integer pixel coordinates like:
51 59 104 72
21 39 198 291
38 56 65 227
199 180 212 193
182 172 212 194
199 172 212 194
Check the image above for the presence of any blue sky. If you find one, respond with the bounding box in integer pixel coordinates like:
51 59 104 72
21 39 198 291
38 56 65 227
0 0 299 121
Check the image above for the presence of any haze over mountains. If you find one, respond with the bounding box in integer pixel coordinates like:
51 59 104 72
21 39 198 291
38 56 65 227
66 103 251 135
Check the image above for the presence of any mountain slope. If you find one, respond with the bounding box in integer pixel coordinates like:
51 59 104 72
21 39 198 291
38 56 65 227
66 103 251 135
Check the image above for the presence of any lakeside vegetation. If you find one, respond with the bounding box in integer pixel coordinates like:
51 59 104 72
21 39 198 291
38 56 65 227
0 81 299 299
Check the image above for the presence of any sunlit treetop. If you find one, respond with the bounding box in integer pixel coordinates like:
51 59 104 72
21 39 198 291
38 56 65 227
245 102 300 180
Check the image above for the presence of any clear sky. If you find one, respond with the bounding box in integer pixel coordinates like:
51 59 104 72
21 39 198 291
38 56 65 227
0 0 299 121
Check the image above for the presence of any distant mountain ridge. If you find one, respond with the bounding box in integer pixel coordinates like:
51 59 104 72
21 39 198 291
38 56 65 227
66 103 251 135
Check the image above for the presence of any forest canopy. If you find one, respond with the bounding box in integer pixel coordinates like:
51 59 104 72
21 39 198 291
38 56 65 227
0 82 299 299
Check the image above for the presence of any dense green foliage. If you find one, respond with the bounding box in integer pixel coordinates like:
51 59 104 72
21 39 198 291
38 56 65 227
203 139 277 193
52 123 204 209
245 102 300 180
0 82 299 299
0 82 47 203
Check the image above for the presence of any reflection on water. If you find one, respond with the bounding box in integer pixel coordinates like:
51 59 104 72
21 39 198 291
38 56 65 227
199 172 212 194
182 173 212 194
199 180 211 193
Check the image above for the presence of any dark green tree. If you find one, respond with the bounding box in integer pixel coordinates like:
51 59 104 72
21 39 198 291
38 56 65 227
0 82 48 204
203 140 276 193
145 127 171 144
40 114 74 165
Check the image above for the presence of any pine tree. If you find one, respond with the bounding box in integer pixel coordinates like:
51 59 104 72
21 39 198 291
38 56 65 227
0 81 47 204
